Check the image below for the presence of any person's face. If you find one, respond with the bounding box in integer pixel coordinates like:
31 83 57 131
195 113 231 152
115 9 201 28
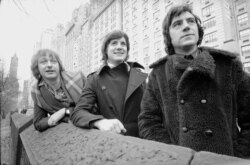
106 37 128 65
169 12 199 52
38 53 60 81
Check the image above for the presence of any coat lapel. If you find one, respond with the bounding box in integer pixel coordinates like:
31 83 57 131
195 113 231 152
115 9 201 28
125 68 147 102
177 49 216 93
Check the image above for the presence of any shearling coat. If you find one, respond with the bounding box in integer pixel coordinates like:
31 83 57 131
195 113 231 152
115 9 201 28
138 47 250 158
71 62 147 137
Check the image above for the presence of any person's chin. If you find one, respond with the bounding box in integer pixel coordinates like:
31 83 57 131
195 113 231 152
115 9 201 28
44 74 58 80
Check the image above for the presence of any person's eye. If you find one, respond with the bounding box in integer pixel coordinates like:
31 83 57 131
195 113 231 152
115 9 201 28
39 60 47 64
110 41 117 45
188 18 195 23
51 60 58 64
121 42 126 46
173 21 181 27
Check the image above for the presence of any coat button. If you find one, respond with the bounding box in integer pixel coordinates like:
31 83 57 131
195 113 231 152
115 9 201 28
180 99 185 104
201 99 207 104
204 129 213 137
187 67 193 71
101 86 106 90
182 127 188 133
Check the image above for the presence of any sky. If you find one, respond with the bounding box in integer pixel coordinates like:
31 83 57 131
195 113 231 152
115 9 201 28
0 0 87 88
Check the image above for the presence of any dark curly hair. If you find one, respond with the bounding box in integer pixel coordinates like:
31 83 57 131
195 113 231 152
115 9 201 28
31 49 65 80
162 4 204 55
101 30 130 62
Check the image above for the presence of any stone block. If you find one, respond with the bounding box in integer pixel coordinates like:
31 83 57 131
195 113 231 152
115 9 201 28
20 122 194 165
191 151 250 165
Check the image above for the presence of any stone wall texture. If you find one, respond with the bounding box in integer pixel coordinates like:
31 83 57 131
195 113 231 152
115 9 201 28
10 114 250 165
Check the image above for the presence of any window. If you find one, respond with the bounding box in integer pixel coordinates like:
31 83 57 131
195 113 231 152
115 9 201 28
204 31 217 43
142 0 148 11
143 27 149 36
144 56 150 66
154 30 161 39
153 10 160 22
142 9 148 19
202 5 214 17
154 40 161 52
143 19 148 28
153 1 159 10
203 18 216 29
155 51 162 60
124 0 129 8
238 13 248 26
154 19 161 28
143 36 149 45
236 2 246 12
201 0 210 5
239 29 250 39
133 51 138 60
133 42 138 51
143 47 149 56
242 45 250 58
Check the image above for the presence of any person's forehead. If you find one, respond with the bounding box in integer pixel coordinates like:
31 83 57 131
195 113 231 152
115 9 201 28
171 11 194 22
110 37 126 42
39 53 56 59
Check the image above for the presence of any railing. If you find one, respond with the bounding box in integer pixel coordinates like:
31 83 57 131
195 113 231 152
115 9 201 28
10 113 249 165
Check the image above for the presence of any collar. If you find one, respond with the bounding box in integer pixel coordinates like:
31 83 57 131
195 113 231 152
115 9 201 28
176 49 199 60
38 76 62 90
96 61 144 75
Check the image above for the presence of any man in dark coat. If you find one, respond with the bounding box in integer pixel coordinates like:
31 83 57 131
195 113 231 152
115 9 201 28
138 4 250 158
71 30 147 137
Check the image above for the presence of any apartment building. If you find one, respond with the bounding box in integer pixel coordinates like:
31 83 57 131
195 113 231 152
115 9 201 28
90 0 123 73
234 0 250 73
54 0 250 74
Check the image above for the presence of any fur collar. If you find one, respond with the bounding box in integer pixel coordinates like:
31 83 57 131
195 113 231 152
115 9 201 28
150 47 236 69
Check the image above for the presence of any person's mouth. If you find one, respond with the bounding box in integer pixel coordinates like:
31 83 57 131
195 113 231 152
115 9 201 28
46 70 55 73
181 34 194 38
114 51 125 55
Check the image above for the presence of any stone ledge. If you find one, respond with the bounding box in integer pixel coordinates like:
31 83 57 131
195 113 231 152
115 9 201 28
20 122 194 165
10 114 249 165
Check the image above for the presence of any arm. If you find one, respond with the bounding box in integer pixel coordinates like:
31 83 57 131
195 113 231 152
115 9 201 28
234 60 250 158
32 100 50 132
70 74 104 128
138 71 172 144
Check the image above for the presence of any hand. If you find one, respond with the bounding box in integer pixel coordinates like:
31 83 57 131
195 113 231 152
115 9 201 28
93 119 127 134
48 108 66 126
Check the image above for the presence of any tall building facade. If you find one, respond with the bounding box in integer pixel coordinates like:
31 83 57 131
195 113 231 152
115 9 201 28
37 0 250 75
21 80 29 109
233 0 250 73
40 29 55 49
9 54 18 80
90 0 123 72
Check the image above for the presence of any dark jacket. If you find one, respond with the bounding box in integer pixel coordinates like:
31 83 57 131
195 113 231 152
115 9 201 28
71 62 147 137
138 47 250 158
31 71 86 131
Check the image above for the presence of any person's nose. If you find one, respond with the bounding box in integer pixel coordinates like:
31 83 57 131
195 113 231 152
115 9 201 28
46 61 52 67
116 43 123 50
183 20 190 31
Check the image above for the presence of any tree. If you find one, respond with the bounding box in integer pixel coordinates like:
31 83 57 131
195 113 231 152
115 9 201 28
0 75 19 119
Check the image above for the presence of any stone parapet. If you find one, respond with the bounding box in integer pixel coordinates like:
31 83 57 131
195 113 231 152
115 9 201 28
10 114 249 165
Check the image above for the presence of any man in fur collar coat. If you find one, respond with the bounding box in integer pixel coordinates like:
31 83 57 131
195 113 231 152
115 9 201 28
138 4 250 158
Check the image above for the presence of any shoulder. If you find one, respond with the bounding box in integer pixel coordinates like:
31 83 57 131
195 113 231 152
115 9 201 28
200 46 237 59
87 71 97 78
149 56 168 69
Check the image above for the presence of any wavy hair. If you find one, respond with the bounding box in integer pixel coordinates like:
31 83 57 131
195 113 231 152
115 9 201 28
31 49 65 80
162 4 204 55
